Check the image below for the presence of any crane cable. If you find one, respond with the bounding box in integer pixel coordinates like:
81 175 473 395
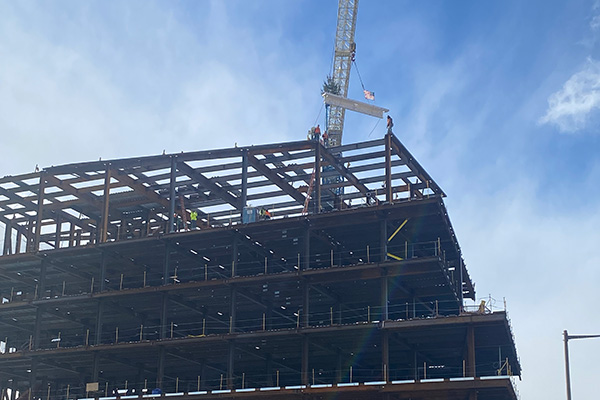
313 102 324 127
312 44 335 130
352 60 367 93
352 60 382 137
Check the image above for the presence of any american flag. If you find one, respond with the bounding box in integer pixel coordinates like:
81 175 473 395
364 90 375 101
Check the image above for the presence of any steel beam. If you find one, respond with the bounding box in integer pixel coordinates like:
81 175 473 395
247 155 306 205
178 162 242 211
319 144 369 196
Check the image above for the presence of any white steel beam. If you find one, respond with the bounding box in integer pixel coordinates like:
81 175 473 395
323 93 389 119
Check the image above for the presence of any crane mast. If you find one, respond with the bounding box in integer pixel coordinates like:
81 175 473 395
326 0 359 148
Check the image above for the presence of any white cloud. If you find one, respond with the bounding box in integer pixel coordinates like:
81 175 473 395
591 14 600 31
539 59 600 133
0 2 323 177
450 179 600 400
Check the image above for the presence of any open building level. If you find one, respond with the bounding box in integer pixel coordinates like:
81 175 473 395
0 133 521 400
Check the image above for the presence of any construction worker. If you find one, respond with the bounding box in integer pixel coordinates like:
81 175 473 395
190 210 198 229
386 115 393 134
314 124 321 140
259 208 271 220
174 212 182 232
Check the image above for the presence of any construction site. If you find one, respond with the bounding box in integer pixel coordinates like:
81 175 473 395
0 1 522 399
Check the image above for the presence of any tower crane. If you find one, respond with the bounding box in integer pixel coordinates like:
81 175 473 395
325 0 359 148
310 0 387 209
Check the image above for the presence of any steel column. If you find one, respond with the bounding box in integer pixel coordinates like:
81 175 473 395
301 336 309 385
303 227 311 270
163 242 171 286
265 353 273 387
33 173 47 252
467 326 476 377
380 218 387 262
315 143 321 213
227 341 235 389
54 212 62 249
38 259 47 299
385 133 393 203
382 331 389 382
160 293 168 340
27 217 34 251
100 251 107 292
168 156 177 233
2 221 11 256
33 307 43 350
381 276 389 321
15 226 22 254
230 287 237 333
68 223 75 248
241 150 248 208
231 237 239 277
92 352 100 382
459 257 465 309
29 358 37 398
95 299 104 345
101 167 111 243
413 350 418 380
156 346 165 390
336 350 342 384
303 282 310 328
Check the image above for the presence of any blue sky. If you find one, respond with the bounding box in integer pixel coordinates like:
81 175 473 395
1 1 600 399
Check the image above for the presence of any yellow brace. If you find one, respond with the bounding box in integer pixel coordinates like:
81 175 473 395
388 219 408 242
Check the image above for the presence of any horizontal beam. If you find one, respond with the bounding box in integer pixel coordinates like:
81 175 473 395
323 92 389 118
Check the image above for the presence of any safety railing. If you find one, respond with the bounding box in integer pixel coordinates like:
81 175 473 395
2 363 518 400
0 240 456 305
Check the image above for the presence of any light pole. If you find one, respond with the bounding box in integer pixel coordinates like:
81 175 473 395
563 330 600 400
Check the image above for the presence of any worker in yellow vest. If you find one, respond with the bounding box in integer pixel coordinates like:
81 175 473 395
190 210 198 229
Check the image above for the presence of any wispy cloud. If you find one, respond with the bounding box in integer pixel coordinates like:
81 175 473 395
591 14 600 31
0 1 323 176
539 58 600 133
452 177 600 399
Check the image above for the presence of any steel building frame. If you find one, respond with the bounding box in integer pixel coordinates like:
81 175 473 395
0 134 520 400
